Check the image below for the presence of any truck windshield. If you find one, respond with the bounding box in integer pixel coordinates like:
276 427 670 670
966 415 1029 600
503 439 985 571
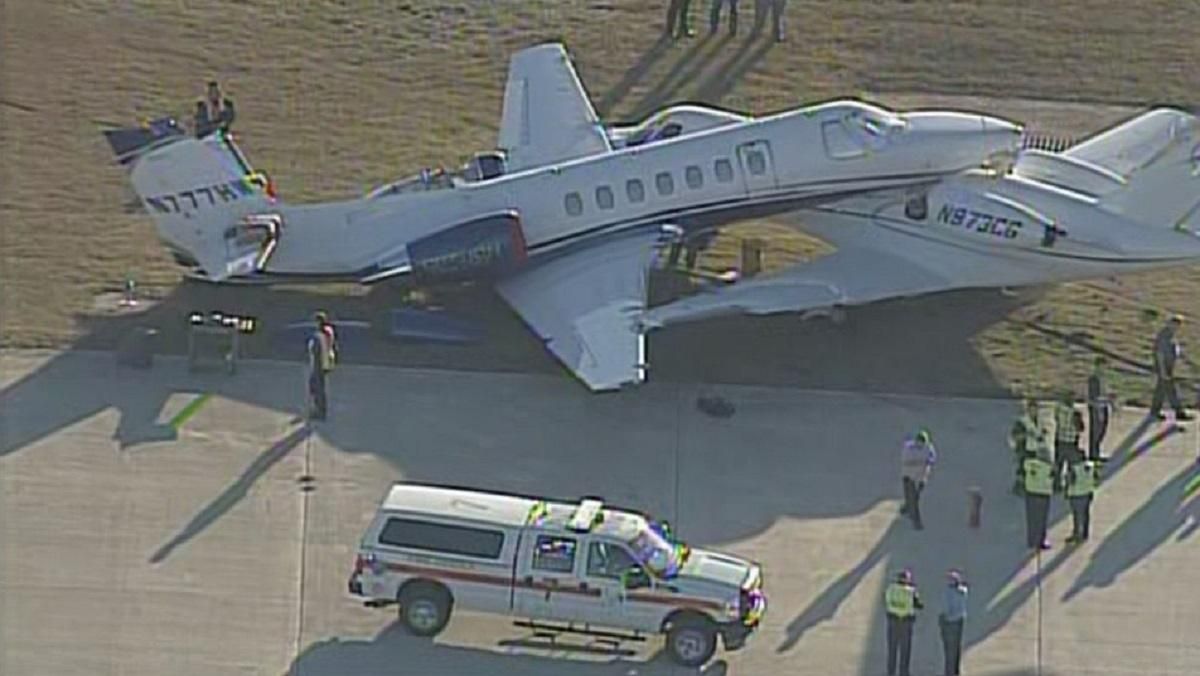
628 521 689 578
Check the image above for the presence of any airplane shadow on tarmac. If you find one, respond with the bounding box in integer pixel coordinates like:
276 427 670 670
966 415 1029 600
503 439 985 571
0 274 1033 462
289 623 726 676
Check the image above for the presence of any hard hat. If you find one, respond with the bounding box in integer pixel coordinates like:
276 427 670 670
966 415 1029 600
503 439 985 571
314 310 329 325
897 568 913 583
915 429 931 444
946 569 963 584
1171 313 1185 324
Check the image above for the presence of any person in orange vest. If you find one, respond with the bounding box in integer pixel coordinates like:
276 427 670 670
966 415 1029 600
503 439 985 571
306 311 337 420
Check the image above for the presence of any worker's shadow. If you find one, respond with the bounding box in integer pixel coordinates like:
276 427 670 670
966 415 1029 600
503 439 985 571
1061 462 1200 602
595 34 676 118
148 424 312 563
775 520 905 653
287 621 728 676
628 33 732 119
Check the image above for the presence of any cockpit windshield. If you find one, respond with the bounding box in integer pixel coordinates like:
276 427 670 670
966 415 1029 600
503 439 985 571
627 520 690 578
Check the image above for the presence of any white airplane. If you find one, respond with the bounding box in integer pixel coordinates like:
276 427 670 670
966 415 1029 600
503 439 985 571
641 107 1200 329
104 43 1021 392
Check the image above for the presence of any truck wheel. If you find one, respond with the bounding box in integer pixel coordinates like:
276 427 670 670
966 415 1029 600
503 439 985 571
666 617 717 667
398 582 452 637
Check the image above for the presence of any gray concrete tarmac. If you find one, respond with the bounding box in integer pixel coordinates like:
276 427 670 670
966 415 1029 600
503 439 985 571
2 349 1198 675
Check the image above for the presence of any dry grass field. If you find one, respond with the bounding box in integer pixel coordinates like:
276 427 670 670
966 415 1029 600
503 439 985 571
2 0 1199 401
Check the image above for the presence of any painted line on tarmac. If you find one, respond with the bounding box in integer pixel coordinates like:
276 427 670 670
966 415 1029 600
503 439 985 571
169 393 213 430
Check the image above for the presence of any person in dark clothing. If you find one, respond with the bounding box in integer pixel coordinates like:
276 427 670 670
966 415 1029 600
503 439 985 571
1087 356 1111 461
193 100 214 139
665 0 695 38
205 80 236 135
1150 315 1193 421
753 0 787 42
710 0 738 35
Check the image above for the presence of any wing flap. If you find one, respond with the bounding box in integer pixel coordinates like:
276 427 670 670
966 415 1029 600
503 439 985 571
496 229 671 391
497 43 611 172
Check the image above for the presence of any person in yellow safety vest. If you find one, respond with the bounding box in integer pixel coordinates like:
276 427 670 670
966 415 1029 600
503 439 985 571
1052 392 1085 492
884 568 923 676
1023 447 1055 550
306 311 337 421
1008 399 1043 495
1066 459 1100 543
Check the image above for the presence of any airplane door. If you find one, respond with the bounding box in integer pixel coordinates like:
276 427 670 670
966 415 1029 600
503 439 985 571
736 141 778 194
512 533 599 622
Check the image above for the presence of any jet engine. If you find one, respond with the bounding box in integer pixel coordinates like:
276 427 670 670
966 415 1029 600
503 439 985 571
407 211 528 283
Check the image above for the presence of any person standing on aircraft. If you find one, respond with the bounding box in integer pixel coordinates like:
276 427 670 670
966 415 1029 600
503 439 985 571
1150 314 1193 421
1087 356 1112 461
306 311 337 421
709 0 738 35
753 0 787 42
939 569 968 676
204 80 236 135
1023 446 1055 550
193 100 214 139
884 568 922 676
1052 392 1084 492
1065 458 1100 544
665 0 695 38
900 429 936 530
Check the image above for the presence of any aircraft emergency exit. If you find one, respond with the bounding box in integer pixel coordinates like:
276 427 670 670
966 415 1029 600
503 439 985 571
104 42 1022 392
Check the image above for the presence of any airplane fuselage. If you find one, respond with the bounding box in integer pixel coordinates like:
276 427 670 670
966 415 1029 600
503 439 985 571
259 101 1021 282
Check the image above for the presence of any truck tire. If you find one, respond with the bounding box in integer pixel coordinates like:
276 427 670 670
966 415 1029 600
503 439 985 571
666 616 717 667
398 582 452 637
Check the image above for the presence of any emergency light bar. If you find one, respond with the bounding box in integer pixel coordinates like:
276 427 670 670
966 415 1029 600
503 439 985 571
189 310 258 334
567 499 604 532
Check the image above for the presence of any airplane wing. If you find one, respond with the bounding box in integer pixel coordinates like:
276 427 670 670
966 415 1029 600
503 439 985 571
1063 108 1194 176
495 228 674 391
640 240 956 329
497 43 612 173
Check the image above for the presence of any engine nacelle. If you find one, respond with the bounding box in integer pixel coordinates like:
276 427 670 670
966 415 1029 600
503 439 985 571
408 211 528 283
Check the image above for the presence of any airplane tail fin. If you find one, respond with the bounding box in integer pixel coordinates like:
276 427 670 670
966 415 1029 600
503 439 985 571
104 118 281 281
1072 108 1200 232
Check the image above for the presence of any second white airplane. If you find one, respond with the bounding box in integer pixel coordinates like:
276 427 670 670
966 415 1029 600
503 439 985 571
641 107 1200 329
105 42 1021 391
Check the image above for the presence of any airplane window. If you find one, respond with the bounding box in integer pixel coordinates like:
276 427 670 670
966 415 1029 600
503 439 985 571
655 171 675 196
714 158 733 183
626 178 645 203
685 165 703 189
564 192 583 216
746 150 767 176
905 194 928 221
822 120 866 159
596 185 614 210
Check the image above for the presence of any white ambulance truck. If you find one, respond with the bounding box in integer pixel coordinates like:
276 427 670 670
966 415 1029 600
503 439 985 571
347 483 767 667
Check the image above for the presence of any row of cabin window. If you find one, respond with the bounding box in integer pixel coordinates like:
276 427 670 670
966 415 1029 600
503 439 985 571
563 153 766 217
